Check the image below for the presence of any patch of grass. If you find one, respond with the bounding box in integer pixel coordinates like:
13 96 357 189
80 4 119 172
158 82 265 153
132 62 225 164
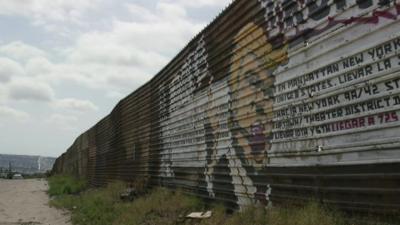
198 202 400 225
193 202 344 225
114 188 204 225
51 182 127 225
70 182 127 225
50 181 398 225
51 183 204 225
264 202 344 225
48 175 87 196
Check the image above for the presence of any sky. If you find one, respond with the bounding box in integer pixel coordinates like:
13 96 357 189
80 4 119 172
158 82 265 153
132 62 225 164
0 0 231 157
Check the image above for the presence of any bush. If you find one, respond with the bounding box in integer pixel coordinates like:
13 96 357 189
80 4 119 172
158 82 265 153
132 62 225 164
48 175 87 196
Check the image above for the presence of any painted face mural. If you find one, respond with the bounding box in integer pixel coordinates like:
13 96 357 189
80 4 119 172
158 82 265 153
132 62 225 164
203 21 290 207
229 22 288 167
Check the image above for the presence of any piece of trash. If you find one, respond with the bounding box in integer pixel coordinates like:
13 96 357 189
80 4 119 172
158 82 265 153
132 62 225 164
186 211 212 219
120 186 137 202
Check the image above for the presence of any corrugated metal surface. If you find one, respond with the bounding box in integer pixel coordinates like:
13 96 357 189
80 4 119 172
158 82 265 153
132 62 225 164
52 0 400 213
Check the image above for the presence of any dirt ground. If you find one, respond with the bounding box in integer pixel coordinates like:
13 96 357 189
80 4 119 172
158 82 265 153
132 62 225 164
0 179 71 225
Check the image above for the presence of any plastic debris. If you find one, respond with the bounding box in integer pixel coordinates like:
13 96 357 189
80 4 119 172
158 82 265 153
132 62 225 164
120 187 137 202
186 211 212 219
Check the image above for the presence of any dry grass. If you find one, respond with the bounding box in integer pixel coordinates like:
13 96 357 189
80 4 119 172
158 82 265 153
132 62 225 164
192 202 344 225
114 188 204 225
49 176 398 225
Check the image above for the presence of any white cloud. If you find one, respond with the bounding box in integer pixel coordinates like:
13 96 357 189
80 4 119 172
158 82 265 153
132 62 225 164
0 105 30 122
0 57 24 83
114 7 203 55
0 1 212 95
25 57 54 77
0 1 205 97
55 1 204 92
126 4 159 22
69 37 169 68
106 91 125 99
53 98 98 113
0 0 101 29
162 0 232 8
156 2 187 18
0 1 228 108
0 41 47 62
7 79 55 102
0 86 6 103
45 114 79 130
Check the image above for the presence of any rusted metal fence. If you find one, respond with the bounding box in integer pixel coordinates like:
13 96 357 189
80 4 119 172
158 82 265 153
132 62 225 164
53 0 400 213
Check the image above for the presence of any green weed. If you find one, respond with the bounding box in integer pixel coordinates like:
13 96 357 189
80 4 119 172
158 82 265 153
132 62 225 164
49 178 399 225
48 175 87 196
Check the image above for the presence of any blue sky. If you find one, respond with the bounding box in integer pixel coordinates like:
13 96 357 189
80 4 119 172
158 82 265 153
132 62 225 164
0 0 231 157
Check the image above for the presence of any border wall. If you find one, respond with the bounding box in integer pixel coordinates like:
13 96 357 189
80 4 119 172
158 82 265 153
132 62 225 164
53 0 400 212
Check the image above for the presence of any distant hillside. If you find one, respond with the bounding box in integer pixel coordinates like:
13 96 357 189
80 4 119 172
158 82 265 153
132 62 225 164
0 154 55 174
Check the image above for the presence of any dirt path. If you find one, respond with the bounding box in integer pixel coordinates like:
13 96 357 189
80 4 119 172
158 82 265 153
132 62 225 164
0 179 71 225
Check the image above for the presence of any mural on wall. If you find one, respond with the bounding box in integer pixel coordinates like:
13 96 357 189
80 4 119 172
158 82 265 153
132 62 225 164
228 21 288 204
158 0 400 207
53 0 400 211
269 0 400 165
158 35 212 185
257 0 398 47
203 21 289 205
228 22 288 167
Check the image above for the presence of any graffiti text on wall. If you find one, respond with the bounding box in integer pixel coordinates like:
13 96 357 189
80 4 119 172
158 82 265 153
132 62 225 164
258 0 398 46
273 37 400 140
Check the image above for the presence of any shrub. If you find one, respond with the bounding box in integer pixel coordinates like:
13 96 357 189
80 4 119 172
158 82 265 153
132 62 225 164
48 175 87 196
